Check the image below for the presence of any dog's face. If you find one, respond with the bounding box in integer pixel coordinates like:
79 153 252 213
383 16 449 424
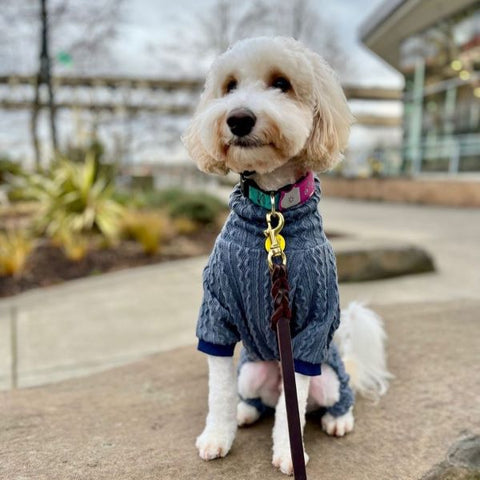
183 37 353 176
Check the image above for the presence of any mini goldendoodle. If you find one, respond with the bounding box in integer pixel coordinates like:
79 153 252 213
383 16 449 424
183 36 391 476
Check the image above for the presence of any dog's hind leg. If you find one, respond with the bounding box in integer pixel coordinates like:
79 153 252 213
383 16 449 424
237 360 281 426
320 378 355 437
237 400 262 426
309 347 356 437
321 407 355 437
306 364 341 412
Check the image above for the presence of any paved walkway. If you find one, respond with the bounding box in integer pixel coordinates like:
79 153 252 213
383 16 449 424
321 197 480 305
1 300 479 480
0 198 479 389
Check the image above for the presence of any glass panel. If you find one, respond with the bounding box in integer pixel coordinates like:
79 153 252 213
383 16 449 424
399 2 480 173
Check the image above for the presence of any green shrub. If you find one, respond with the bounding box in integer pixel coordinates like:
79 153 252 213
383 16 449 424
168 192 226 224
130 175 154 191
138 188 185 209
11 151 124 241
136 188 227 225
112 189 137 207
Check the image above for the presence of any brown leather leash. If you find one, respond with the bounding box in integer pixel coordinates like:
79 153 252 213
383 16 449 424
264 196 307 480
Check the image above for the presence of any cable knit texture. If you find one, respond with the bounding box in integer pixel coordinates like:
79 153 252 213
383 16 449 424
323 343 355 417
197 177 342 372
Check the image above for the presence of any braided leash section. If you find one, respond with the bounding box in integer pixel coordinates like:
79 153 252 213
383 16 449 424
270 264 291 330
270 263 307 480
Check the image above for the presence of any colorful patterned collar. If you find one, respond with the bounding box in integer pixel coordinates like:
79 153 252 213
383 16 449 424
240 171 315 211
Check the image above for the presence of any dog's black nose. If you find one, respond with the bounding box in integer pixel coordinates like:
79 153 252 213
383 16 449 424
227 109 256 137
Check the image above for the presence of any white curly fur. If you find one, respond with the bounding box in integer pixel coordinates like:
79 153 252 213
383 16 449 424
334 302 393 400
185 37 390 475
182 36 353 191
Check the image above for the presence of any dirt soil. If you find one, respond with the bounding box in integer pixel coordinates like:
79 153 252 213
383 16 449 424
0 229 218 298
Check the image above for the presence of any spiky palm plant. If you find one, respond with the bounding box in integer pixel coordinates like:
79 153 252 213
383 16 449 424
12 152 124 242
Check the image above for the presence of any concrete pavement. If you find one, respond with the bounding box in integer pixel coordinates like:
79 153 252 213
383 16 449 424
322 197 480 305
0 257 205 389
1 300 479 480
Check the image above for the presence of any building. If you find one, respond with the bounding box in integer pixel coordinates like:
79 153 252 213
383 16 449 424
361 0 480 174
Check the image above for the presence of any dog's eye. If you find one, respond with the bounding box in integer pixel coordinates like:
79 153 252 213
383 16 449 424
271 76 292 93
225 79 237 94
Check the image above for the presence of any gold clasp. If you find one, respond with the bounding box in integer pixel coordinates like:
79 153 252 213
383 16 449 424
264 194 286 270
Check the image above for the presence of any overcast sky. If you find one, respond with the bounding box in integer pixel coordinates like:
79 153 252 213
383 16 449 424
112 0 403 87
0 0 402 87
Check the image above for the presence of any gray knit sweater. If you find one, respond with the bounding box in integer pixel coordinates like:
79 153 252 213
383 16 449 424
196 178 340 377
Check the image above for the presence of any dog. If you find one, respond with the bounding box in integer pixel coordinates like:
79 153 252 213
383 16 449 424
182 36 391 476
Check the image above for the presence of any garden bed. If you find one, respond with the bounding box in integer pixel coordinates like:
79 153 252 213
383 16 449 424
0 227 219 298
1 153 232 298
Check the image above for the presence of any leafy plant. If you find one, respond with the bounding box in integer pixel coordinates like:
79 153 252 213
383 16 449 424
140 188 185 208
168 192 227 225
0 229 34 277
139 188 227 225
121 210 170 256
11 151 124 241
114 187 227 226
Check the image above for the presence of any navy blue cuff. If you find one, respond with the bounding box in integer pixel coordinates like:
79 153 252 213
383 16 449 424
294 359 321 376
198 339 236 357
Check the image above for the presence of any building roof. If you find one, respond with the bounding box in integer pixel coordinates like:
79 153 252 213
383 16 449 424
360 0 478 70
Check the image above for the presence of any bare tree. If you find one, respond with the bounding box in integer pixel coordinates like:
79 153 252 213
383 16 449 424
169 0 350 77
164 0 277 59
0 0 124 167
48 0 124 74
31 0 57 169
269 0 351 76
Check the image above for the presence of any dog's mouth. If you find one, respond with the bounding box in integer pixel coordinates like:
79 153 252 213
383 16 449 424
228 137 269 149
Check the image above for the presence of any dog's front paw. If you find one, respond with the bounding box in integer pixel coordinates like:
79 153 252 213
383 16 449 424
321 408 354 437
272 447 309 476
196 426 236 460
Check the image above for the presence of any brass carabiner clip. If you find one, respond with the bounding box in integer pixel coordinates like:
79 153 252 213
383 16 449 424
264 194 286 270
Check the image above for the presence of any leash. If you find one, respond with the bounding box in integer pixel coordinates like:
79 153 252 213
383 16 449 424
264 194 307 480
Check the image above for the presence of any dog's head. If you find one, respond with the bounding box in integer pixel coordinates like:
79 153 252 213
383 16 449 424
182 36 353 176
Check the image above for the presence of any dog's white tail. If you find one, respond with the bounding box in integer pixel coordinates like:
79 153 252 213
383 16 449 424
333 302 392 400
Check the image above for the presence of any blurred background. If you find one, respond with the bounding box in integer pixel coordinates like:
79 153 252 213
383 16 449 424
1 0 480 178
0 0 479 389
0 0 405 167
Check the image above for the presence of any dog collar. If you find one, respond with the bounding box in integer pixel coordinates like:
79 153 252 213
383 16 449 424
240 171 315 211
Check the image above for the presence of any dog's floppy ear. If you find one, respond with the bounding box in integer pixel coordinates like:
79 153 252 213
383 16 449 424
182 82 229 176
302 52 353 172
